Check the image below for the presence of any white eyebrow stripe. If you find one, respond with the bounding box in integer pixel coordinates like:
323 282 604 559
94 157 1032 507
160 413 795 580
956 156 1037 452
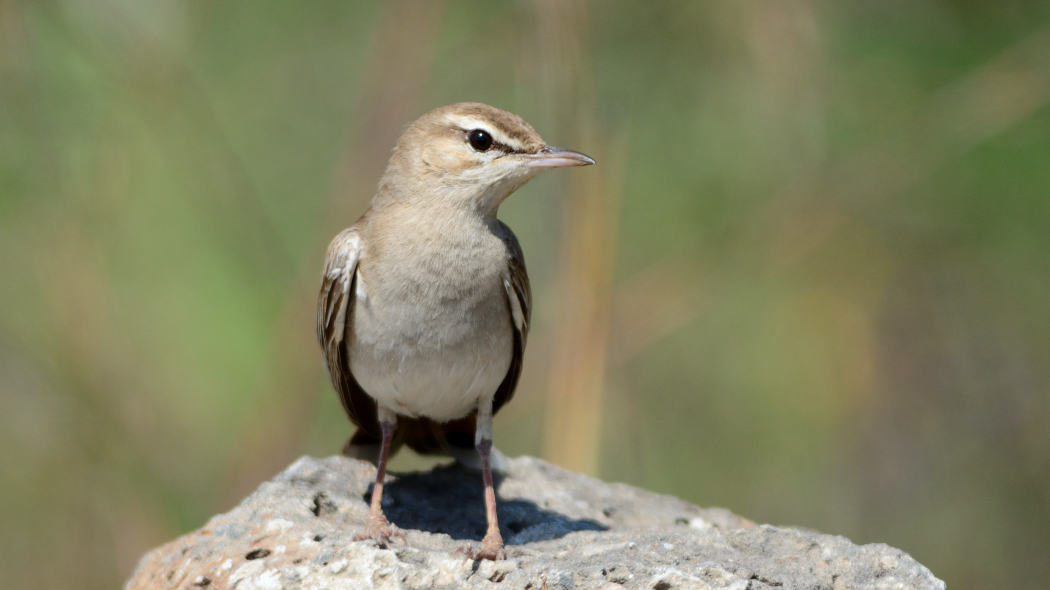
445 114 527 151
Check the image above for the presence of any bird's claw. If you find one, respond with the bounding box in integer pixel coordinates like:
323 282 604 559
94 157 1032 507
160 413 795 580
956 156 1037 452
354 514 404 548
453 531 506 561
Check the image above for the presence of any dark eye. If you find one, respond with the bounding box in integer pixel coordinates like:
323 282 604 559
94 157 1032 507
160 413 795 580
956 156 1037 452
468 129 493 152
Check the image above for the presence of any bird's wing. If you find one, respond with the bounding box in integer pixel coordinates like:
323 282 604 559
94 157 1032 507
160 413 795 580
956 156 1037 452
492 221 532 415
316 227 380 437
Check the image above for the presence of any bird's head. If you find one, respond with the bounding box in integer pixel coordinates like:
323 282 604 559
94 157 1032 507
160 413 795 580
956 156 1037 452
377 102 594 215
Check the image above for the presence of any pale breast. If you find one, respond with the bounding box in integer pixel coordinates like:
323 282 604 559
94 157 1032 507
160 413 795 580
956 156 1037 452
347 221 514 421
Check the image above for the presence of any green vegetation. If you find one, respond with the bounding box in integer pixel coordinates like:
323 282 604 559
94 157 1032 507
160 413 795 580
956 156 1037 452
1 1 1048 588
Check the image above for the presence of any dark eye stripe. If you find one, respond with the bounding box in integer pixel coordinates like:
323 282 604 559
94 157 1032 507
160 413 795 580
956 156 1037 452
461 128 524 154
492 140 520 153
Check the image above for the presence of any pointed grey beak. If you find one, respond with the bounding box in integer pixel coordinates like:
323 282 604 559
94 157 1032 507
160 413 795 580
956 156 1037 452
525 146 596 169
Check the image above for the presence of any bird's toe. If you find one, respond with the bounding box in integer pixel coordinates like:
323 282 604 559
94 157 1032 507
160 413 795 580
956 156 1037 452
453 531 506 561
353 514 404 548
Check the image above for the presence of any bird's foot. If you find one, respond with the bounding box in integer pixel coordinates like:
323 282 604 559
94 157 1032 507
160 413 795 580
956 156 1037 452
454 531 506 561
353 513 404 548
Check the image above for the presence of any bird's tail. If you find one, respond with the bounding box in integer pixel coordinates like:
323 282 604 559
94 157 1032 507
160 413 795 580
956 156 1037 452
342 412 507 472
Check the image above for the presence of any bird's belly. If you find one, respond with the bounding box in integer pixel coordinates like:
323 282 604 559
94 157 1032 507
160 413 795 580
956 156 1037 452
348 292 513 422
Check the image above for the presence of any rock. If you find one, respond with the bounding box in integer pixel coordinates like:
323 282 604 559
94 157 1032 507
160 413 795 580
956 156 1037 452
124 456 944 590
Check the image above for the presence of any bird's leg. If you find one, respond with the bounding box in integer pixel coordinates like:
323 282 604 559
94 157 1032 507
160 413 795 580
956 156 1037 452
476 437 506 559
455 400 506 561
354 417 404 547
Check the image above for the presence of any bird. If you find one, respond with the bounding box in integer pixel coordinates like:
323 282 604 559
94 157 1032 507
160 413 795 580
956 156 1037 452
316 102 594 560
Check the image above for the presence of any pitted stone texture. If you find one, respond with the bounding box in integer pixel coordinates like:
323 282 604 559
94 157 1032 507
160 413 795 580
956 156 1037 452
124 456 944 590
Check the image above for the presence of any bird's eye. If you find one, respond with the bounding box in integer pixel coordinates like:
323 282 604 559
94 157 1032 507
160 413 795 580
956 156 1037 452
468 129 493 152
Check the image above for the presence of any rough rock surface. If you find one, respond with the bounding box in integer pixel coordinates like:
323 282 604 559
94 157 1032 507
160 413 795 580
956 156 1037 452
125 456 944 590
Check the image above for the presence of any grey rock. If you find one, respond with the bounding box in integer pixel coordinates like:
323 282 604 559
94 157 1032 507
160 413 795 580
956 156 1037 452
124 455 944 590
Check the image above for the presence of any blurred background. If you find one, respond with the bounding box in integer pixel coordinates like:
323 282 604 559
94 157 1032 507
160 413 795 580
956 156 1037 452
2 0 1049 588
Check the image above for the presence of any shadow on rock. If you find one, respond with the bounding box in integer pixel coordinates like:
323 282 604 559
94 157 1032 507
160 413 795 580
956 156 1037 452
368 462 607 544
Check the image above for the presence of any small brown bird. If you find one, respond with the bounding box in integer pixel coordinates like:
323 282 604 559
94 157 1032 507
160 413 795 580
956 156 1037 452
316 103 594 560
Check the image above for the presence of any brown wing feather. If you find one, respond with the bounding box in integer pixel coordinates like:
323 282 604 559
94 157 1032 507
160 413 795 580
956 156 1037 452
317 228 380 438
492 221 531 415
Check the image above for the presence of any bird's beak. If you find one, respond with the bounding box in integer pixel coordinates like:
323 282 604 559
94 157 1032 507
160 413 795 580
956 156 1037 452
524 146 596 169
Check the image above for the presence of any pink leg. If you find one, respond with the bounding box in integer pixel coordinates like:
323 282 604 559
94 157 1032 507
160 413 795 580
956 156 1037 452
455 437 506 560
354 421 404 547
477 438 506 559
